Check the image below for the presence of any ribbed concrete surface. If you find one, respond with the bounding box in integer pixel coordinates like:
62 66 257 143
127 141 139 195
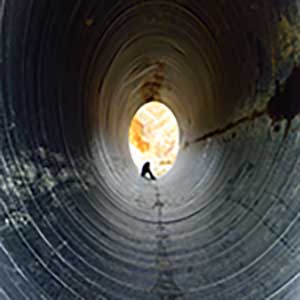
1 1 300 299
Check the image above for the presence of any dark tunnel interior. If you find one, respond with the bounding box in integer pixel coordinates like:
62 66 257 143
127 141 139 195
1 0 300 299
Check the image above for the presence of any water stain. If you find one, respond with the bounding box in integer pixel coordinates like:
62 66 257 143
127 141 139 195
140 62 165 103
273 124 281 133
267 66 300 137
187 66 300 145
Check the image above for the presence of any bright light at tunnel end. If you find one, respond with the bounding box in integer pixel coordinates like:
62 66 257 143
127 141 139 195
128 101 180 178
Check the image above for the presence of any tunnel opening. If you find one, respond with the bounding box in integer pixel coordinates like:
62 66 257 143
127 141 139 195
128 101 180 178
1 1 300 300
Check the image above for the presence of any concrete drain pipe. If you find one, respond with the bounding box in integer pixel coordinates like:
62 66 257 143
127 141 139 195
1 1 300 299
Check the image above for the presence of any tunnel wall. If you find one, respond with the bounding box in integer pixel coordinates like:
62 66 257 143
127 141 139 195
1 0 300 299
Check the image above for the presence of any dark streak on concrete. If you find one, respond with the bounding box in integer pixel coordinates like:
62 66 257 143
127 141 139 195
185 66 300 146
189 109 266 145
267 66 300 138
140 62 165 103
151 185 184 299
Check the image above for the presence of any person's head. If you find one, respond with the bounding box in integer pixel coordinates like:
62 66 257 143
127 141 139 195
144 161 150 168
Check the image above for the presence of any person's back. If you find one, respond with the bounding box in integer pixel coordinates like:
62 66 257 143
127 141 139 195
141 162 156 180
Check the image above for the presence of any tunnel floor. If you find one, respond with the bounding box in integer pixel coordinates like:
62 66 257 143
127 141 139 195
1 1 300 299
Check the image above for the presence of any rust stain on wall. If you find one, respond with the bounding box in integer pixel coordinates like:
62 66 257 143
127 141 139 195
140 62 165 103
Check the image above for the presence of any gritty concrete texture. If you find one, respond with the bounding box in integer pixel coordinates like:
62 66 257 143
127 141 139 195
0 0 300 299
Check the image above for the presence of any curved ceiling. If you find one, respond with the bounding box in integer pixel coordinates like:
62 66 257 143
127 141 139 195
0 1 300 299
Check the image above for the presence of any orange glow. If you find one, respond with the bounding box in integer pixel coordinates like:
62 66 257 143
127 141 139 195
129 119 150 153
128 102 179 177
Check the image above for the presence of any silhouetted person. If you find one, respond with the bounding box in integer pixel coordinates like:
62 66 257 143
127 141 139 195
141 162 156 180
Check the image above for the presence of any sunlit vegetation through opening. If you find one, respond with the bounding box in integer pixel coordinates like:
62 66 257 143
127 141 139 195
129 101 180 178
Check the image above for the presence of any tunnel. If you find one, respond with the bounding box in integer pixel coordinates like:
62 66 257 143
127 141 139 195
1 0 300 299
